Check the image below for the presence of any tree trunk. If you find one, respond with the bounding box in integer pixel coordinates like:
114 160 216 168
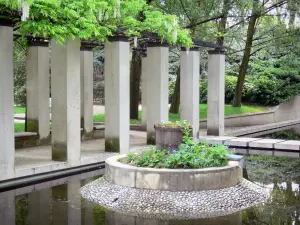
288 1 296 28
232 1 259 107
216 0 231 46
169 68 180 114
130 50 142 120
129 0 152 120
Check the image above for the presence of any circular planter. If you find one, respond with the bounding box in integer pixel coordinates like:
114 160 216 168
155 126 192 148
105 155 243 191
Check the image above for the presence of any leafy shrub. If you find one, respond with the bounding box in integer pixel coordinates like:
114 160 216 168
14 44 27 106
200 75 239 104
123 125 229 169
124 142 229 169
155 120 192 129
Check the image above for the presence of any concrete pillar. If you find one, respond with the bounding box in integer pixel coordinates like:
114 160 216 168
180 48 200 138
51 38 81 166
146 43 169 144
207 49 225 136
141 55 148 126
28 189 51 225
104 37 130 153
0 21 15 180
26 39 50 143
80 42 94 139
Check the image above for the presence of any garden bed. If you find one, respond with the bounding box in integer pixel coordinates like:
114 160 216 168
106 154 243 191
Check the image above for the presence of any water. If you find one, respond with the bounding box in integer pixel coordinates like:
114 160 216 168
1 157 300 225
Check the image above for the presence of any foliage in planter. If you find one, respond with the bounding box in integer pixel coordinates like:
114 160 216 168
155 120 192 130
125 127 230 169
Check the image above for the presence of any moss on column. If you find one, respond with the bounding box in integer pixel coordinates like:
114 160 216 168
52 142 67 161
105 138 120 153
26 119 39 132
147 132 156 145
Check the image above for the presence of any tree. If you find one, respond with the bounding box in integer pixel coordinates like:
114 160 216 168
169 66 180 114
130 48 142 119
232 0 259 107
232 0 300 107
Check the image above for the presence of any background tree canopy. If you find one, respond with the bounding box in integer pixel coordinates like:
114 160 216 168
2 0 300 113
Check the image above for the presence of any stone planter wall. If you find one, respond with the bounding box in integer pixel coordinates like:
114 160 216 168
105 155 243 191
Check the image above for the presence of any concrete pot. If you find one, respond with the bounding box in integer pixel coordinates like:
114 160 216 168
155 126 192 149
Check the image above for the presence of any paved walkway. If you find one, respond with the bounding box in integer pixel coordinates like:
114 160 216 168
14 131 146 180
11 123 300 182
200 135 300 158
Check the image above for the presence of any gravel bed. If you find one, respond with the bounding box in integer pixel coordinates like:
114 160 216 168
81 177 270 220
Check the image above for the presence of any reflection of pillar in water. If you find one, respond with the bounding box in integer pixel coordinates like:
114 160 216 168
52 178 83 225
52 184 68 225
81 178 95 225
68 177 82 225
106 210 135 225
193 212 243 225
105 210 242 225
28 189 51 225
0 191 15 225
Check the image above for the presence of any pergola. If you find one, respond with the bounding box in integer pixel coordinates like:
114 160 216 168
0 17 226 181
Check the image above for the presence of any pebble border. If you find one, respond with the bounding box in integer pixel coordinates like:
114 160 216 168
81 177 270 220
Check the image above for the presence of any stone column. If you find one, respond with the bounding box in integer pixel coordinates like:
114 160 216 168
51 38 81 166
80 42 94 139
207 49 225 136
26 39 50 144
0 20 15 180
104 37 130 153
180 47 200 138
146 43 169 144
141 55 148 126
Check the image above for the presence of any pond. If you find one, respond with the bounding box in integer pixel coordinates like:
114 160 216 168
1 154 300 224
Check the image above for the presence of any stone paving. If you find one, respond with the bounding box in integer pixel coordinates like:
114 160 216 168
15 131 146 178
81 177 270 220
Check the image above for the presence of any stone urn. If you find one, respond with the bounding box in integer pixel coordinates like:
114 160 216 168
155 126 192 149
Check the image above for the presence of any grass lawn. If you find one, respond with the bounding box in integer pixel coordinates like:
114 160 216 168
15 123 25 132
14 106 26 114
14 104 266 132
94 104 266 124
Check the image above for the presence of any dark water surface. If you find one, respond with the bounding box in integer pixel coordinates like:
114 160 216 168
1 156 300 225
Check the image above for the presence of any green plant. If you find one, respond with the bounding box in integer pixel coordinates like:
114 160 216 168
0 0 193 48
124 127 230 169
156 120 192 129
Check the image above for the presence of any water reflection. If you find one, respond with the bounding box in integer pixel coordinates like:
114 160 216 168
0 167 300 224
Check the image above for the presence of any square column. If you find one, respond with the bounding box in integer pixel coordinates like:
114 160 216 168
207 49 225 136
104 37 130 153
26 39 50 143
141 55 148 126
180 48 200 138
146 43 169 144
0 22 14 180
51 38 81 166
80 43 94 139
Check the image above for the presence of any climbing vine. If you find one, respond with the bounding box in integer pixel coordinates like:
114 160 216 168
0 0 193 48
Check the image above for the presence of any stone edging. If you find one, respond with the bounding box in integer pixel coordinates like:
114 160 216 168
105 155 243 191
